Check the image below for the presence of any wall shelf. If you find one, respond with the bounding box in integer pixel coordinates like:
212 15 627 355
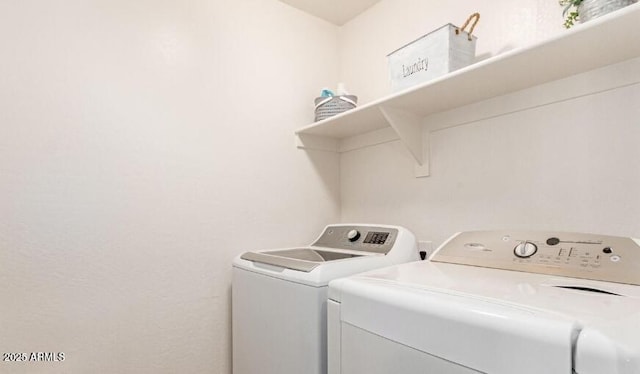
295 4 640 177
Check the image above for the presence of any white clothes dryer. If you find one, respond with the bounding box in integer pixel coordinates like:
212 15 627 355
232 224 418 374
328 230 640 374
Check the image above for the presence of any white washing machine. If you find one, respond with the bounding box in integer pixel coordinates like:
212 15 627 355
328 230 640 374
232 224 418 374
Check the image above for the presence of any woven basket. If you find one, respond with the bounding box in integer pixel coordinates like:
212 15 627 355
314 95 358 122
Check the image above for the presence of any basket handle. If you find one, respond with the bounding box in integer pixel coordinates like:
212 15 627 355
456 12 480 41
314 96 357 110
314 97 333 110
339 96 357 107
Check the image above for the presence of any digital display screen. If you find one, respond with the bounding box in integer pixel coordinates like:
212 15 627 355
363 232 389 245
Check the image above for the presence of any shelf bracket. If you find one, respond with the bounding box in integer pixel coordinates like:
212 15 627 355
295 133 339 152
379 106 429 177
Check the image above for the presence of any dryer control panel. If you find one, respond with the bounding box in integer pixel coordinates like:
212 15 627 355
431 231 640 286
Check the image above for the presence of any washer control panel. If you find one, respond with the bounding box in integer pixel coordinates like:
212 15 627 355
312 225 398 254
431 231 640 286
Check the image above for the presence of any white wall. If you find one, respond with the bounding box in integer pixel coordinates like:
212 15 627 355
338 1 640 246
0 1 339 373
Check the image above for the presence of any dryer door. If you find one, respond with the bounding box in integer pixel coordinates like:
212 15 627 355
340 322 482 374
335 278 580 374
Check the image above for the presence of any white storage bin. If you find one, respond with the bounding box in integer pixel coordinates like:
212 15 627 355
387 13 479 92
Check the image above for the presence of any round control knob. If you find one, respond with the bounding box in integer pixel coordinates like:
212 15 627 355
514 242 538 258
347 229 361 242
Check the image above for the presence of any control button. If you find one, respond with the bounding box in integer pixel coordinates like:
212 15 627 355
514 242 538 258
610 255 621 262
558 248 567 256
347 229 361 242
465 243 486 251
546 237 560 246
569 248 578 257
603 247 613 254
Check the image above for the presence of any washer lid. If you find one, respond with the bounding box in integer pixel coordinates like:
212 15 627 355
240 248 365 272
